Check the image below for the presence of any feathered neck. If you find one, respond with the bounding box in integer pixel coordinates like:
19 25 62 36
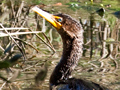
50 28 83 87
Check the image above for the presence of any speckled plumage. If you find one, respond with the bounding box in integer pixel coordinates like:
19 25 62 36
32 7 109 90
49 14 109 90
49 14 83 87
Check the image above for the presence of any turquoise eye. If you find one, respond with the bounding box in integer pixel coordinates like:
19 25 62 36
58 18 62 22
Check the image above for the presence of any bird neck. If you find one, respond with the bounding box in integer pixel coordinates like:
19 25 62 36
50 31 83 86
61 35 83 74
62 36 83 67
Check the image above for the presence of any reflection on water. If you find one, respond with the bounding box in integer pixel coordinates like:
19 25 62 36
113 11 120 19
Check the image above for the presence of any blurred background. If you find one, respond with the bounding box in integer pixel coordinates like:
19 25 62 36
0 0 120 90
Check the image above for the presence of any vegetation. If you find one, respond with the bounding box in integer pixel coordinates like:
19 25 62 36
0 0 119 90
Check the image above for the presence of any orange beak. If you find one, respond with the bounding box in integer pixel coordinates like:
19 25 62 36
32 6 62 30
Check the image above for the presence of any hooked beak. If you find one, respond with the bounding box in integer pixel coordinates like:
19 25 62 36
32 6 62 30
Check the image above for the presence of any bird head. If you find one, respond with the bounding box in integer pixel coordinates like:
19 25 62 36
32 6 62 30
32 6 83 38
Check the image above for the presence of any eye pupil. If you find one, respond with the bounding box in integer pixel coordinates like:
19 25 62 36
58 18 62 22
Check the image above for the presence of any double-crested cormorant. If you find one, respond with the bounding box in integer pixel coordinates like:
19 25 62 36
32 6 109 90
